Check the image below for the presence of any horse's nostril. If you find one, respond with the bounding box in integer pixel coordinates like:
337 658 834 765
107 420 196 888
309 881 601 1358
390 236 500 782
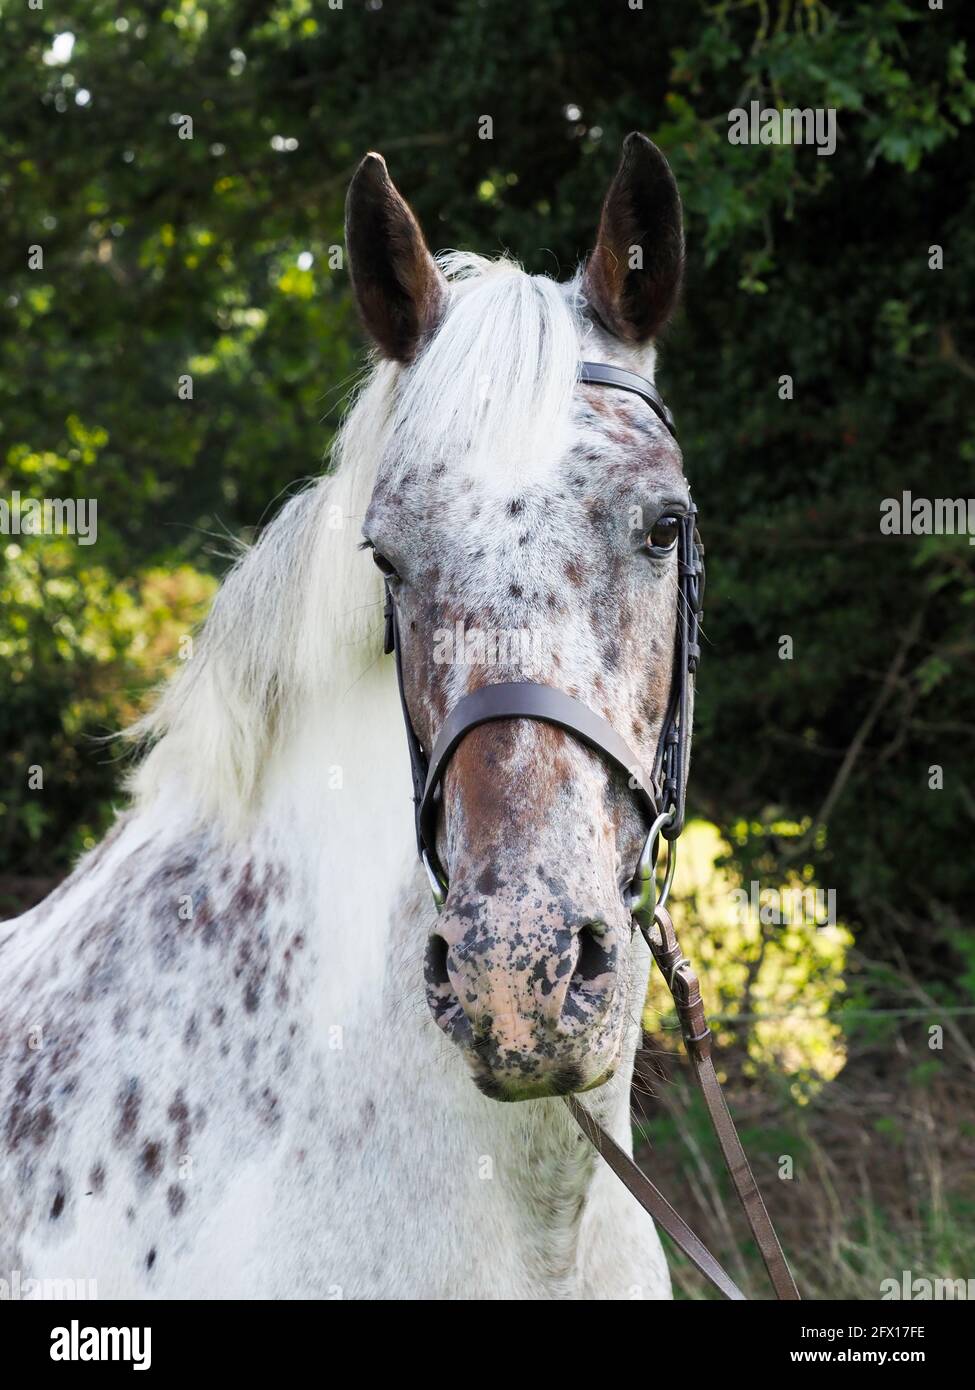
572 922 612 984
425 933 450 989
423 934 473 1045
559 923 617 1035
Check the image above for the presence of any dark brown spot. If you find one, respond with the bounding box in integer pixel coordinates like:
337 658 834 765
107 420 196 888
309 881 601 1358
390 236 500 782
140 1139 164 1179
167 1092 191 1150
565 559 586 587
6 1099 55 1151
114 1080 141 1145
255 1087 280 1129
476 864 499 896
601 640 621 672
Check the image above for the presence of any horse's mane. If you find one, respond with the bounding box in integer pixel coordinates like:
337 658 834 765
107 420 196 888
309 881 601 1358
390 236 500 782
128 253 584 829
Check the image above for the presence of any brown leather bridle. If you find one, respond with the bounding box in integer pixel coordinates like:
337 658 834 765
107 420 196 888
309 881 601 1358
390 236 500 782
380 361 800 1301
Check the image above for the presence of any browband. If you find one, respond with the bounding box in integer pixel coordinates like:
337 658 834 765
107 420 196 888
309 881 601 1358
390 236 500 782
577 362 677 439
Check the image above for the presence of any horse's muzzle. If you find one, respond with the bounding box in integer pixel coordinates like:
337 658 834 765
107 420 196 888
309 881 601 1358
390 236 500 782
423 906 624 1099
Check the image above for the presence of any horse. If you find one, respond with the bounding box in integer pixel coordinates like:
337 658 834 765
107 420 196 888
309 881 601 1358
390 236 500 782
0 132 689 1299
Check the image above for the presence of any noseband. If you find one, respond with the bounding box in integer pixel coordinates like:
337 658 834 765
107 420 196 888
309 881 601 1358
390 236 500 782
381 360 799 1303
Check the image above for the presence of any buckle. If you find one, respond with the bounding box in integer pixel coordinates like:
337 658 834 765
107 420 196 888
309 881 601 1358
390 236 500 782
646 905 712 1062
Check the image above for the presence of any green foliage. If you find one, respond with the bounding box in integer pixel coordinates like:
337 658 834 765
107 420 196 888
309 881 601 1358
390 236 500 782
0 533 214 872
1 0 972 1009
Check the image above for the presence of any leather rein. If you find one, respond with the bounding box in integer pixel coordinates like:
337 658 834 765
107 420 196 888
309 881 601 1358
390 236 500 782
381 360 800 1301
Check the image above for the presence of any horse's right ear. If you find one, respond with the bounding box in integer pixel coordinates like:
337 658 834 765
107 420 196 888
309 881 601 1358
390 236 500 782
582 133 684 344
345 153 447 363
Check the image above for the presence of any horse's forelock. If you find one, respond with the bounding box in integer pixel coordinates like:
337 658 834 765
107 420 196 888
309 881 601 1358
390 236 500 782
388 253 582 488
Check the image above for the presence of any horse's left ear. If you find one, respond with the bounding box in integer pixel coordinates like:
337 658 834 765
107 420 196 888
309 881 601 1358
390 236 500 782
582 132 684 344
345 152 447 363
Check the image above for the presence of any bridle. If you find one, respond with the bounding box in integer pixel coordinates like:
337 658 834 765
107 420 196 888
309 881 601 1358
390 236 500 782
381 360 800 1301
385 362 697 918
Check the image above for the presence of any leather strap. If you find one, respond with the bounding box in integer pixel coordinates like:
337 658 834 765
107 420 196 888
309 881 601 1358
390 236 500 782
418 683 658 885
646 905 800 1300
565 1095 746 1300
384 585 428 823
578 362 677 439
571 907 801 1302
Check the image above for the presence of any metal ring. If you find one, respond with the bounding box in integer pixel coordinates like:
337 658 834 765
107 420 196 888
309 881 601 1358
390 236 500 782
421 849 447 912
628 808 675 922
658 834 678 912
637 809 676 877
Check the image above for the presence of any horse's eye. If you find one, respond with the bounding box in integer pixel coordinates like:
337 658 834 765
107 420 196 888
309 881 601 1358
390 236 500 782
646 514 680 553
360 538 400 579
371 549 399 579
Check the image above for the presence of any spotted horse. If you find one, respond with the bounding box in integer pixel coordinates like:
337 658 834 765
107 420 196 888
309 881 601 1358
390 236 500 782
0 134 796 1300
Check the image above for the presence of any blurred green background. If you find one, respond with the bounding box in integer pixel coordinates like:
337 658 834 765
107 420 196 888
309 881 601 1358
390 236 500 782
2 0 974 1297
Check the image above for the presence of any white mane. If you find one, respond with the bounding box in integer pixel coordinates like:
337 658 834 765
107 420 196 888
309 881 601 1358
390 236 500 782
129 253 584 827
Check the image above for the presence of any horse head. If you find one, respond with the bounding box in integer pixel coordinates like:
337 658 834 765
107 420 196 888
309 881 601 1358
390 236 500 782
349 134 689 1101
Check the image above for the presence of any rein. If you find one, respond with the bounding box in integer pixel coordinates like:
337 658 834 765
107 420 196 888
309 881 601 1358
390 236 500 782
382 360 800 1301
